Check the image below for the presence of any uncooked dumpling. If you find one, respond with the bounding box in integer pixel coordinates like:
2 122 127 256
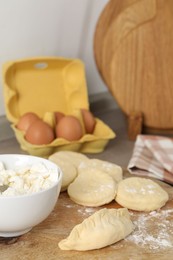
78 158 122 183
115 177 169 211
58 208 134 251
68 169 117 207
48 156 77 192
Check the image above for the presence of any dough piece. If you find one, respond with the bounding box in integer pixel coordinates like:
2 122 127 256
78 159 123 183
48 156 77 192
58 208 134 251
49 151 89 168
68 169 117 207
115 177 169 211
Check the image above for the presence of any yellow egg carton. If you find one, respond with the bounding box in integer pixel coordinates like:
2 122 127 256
2 57 115 157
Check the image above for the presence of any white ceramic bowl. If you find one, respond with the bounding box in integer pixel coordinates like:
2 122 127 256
0 154 62 237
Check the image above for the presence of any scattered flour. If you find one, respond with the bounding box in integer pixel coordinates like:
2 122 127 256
63 199 96 216
125 208 173 252
77 207 96 216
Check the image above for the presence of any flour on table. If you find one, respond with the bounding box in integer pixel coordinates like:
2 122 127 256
77 207 96 217
125 208 173 252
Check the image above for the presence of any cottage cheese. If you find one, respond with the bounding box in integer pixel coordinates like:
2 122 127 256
0 161 59 196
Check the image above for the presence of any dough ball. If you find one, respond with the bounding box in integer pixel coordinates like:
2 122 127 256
68 169 117 207
115 177 169 211
58 208 134 251
48 156 77 192
78 159 123 183
49 151 89 168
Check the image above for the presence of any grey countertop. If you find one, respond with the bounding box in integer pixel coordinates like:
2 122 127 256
0 92 135 168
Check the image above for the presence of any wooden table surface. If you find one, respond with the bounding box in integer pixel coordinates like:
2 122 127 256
0 171 173 260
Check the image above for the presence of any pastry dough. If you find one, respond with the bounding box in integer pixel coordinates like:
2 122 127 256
58 208 134 251
48 156 77 192
49 151 89 168
115 177 169 211
78 158 122 183
68 169 117 207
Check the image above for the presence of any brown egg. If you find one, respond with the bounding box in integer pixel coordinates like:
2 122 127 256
81 109 96 134
54 111 65 124
17 112 40 132
25 120 55 145
56 115 83 141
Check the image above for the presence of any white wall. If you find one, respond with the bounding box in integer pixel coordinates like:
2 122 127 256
0 0 109 116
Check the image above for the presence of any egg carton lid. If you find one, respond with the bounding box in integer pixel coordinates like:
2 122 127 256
2 57 89 124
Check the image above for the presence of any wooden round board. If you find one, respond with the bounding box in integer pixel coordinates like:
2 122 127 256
93 0 132 88
94 0 173 130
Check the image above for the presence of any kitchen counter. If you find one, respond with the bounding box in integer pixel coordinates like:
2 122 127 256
0 92 173 260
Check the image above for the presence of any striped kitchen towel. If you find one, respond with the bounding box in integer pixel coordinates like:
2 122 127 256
127 135 173 184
